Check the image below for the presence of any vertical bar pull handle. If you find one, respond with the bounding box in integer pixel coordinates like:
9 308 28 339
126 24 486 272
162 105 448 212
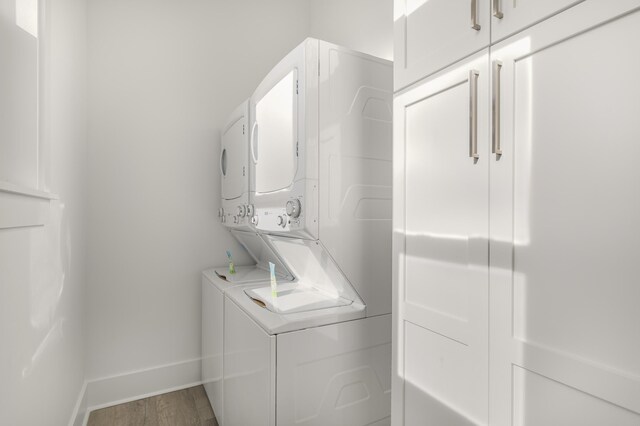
492 61 503 157
471 0 481 30
493 0 504 19
469 69 480 160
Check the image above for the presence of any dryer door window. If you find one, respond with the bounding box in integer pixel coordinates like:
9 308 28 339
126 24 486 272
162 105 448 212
254 69 298 194
221 116 247 200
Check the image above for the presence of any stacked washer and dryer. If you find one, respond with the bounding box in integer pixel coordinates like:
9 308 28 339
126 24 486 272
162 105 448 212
202 100 294 423
203 38 393 426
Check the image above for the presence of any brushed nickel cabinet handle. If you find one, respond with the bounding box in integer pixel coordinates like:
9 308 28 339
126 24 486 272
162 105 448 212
471 0 481 30
492 61 503 157
469 69 480 160
493 0 504 19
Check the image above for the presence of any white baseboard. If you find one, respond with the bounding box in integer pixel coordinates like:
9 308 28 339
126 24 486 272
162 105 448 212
68 381 88 426
69 358 202 426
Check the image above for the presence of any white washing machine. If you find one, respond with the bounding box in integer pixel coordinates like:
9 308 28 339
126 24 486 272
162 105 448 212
217 100 277 283
207 97 301 422
250 38 393 317
219 99 253 229
202 231 293 426
223 236 391 426
221 38 393 425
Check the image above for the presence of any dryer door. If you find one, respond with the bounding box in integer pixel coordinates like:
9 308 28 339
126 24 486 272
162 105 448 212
221 101 249 201
253 69 298 194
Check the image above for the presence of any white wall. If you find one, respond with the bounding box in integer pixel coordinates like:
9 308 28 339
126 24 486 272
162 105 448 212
85 0 311 383
0 0 88 424
0 0 393 421
309 0 393 60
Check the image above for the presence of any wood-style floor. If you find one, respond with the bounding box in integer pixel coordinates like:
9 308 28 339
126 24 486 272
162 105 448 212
87 385 218 426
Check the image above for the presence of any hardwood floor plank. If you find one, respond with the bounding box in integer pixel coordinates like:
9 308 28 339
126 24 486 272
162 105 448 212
113 399 146 426
154 388 201 426
87 386 216 426
188 385 216 423
144 394 160 425
87 406 114 426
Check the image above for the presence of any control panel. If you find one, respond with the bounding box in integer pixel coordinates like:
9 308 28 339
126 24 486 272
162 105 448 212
221 203 254 229
252 197 305 233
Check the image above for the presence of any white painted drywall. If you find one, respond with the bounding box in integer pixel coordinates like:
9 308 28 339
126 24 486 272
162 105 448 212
0 0 393 420
309 0 393 60
85 0 311 381
0 0 88 424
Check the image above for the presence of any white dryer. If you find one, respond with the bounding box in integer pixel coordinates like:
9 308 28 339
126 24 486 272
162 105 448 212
219 100 253 229
223 236 391 426
217 100 282 283
249 38 393 317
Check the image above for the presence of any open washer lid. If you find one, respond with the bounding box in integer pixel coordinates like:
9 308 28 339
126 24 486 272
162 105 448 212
216 230 294 283
243 235 364 314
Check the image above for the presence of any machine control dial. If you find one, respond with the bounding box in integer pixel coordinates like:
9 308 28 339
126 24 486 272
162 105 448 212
237 205 247 217
276 216 286 228
251 216 258 225
285 199 301 218
233 215 238 224
247 204 254 217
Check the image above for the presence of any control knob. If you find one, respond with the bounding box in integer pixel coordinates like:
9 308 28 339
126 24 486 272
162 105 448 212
237 205 247 217
276 215 286 228
285 199 301 218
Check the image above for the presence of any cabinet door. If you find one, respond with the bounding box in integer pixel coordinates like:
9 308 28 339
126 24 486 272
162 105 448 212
489 3 640 425
394 0 490 90
393 50 489 425
490 0 583 41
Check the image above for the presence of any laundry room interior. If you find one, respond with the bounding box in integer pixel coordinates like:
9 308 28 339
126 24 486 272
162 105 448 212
1 0 639 425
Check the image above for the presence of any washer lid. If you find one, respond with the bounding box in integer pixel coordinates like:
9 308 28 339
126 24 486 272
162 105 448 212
263 235 364 305
231 230 294 281
226 282 365 335
245 282 352 315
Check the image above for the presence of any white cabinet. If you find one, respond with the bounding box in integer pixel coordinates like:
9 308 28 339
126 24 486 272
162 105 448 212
393 50 490 425
393 1 640 425
489 4 640 426
394 0 490 90
394 0 634 91
490 0 583 42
